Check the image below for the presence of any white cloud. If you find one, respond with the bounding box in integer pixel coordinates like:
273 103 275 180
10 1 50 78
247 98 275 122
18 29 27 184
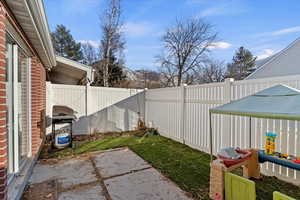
209 42 232 49
196 0 248 18
198 7 224 17
271 26 300 36
256 49 275 60
256 26 300 39
78 40 100 48
122 22 154 37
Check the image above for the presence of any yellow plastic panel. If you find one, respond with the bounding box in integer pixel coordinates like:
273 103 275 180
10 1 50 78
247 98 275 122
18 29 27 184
273 191 296 200
225 172 256 200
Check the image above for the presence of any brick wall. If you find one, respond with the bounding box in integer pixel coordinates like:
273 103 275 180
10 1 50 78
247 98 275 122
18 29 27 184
31 57 46 156
0 3 6 200
0 1 47 199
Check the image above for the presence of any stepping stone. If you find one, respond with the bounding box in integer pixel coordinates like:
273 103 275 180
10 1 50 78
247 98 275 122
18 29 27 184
58 184 106 200
104 168 192 200
30 158 97 189
92 149 150 178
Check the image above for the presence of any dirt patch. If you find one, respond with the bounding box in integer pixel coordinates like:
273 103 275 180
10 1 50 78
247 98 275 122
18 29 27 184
72 130 145 142
39 129 156 160
22 180 57 200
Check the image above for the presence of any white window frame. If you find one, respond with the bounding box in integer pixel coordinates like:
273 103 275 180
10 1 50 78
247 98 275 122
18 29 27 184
27 57 32 157
7 43 13 175
6 42 32 176
12 44 19 173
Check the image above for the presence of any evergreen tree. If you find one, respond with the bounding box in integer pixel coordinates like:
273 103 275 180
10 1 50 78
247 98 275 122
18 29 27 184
51 24 83 61
92 55 126 87
226 46 257 80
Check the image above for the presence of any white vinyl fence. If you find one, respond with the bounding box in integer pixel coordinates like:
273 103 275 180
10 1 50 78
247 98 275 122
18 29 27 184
46 83 142 134
145 75 300 185
46 75 300 184
46 83 141 118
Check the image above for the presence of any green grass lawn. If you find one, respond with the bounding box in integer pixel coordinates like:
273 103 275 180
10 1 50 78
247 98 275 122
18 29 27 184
41 134 300 200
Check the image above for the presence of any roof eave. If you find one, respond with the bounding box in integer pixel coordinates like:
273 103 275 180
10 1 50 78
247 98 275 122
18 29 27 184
55 55 93 82
25 0 56 68
6 0 56 69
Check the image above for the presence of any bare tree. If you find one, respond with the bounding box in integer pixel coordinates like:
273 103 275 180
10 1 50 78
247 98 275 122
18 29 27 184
81 42 99 65
98 0 125 87
159 64 177 87
157 18 217 87
198 59 225 83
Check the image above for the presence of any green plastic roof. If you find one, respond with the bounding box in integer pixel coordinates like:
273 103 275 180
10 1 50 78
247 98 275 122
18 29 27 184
210 85 300 120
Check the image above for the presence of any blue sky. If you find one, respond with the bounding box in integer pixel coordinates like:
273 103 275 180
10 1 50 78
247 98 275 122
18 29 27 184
44 0 300 70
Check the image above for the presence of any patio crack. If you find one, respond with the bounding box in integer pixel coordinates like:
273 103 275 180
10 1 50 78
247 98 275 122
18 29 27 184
102 166 152 180
89 156 112 200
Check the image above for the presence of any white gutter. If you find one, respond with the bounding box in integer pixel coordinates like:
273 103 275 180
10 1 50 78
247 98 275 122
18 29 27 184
24 0 56 68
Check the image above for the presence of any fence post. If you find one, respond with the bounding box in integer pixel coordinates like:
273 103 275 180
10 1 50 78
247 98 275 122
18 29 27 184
85 83 88 117
143 88 148 125
85 84 92 116
224 78 234 103
223 78 234 148
85 84 93 135
181 84 187 144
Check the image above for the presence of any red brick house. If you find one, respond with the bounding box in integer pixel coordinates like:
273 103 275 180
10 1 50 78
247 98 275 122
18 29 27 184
0 1 56 199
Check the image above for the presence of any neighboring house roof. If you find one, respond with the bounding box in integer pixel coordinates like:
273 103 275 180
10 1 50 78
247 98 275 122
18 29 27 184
254 53 278 69
5 0 56 68
49 56 94 85
246 37 300 80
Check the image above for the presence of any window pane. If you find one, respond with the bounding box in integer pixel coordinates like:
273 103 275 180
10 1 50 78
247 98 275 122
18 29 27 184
18 48 29 162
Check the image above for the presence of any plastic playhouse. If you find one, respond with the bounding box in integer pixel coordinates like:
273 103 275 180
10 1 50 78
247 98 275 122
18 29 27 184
209 133 299 200
209 148 260 200
208 85 300 200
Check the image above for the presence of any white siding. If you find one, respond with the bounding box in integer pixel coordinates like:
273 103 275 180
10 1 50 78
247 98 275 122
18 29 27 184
248 38 300 79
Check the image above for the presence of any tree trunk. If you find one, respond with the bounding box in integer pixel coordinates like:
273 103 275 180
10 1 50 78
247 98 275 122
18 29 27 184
104 39 111 87
177 65 183 86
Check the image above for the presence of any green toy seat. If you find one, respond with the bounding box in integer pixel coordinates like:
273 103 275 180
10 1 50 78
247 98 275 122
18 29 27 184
225 172 256 200
273 191 296 200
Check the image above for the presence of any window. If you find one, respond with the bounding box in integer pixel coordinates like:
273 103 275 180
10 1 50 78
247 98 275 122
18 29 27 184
6 34 31 178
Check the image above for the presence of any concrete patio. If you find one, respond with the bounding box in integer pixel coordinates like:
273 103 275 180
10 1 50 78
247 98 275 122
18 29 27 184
24 148 192 200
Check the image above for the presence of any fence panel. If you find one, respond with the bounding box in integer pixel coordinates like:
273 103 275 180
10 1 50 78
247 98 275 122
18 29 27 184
49 84 86 117
145 74 300 185
46 83 142 134
145 87 183 142
183 83 227 153
47 83 141 119
88 87 140 115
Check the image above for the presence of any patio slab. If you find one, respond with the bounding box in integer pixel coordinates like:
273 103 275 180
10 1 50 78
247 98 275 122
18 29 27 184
92 148 151 178
29 158 97 189
105 168 192 200
25 148 192 200
58 184 106 200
